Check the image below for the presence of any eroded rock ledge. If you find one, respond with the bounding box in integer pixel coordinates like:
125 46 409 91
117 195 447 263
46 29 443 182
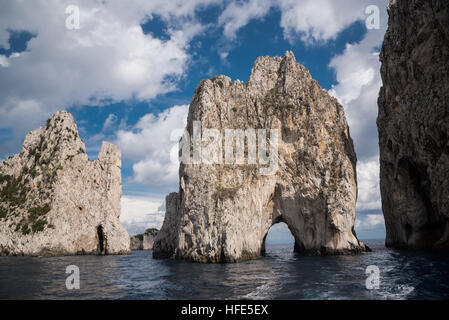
153 51 368 263
378 0 449 250
0 111 131 256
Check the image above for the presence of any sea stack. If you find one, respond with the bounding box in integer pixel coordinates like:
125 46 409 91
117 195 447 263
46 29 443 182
153 51 368 263
378 0 449 250
0 111 131 256
130 228 158 250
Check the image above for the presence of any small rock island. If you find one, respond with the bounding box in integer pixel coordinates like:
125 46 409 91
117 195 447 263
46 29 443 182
153 51 368 263
130 228 158 250
0 111 131 256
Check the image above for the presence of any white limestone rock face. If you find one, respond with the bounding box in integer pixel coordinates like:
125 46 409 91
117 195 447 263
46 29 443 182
378 0 449 250
153 52 368 263
0 111 131 256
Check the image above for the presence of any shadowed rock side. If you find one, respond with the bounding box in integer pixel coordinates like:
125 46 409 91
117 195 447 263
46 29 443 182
0 111 131 256
153 51 368 263
130 228 158 250
378 0 449 250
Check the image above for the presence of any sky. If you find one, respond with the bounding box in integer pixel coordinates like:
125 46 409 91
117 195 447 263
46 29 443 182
0 0 389 242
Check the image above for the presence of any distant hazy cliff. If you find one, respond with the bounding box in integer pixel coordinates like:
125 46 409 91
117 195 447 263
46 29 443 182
130 228 158 250
0 111 130 256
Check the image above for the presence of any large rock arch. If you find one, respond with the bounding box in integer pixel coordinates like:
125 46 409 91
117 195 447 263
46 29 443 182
153 52 368 263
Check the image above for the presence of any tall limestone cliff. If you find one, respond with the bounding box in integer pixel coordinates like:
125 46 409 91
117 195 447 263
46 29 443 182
0 111 131 256
153 51 368 263
378 0 449 250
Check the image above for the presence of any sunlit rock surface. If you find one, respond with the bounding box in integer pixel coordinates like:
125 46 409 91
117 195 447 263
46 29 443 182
154 52 367 263
0 111 130 256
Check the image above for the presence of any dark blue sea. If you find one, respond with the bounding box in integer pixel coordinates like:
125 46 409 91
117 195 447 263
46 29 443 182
1 239 448 300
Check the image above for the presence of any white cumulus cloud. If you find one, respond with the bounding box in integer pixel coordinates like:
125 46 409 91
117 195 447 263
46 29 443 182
355 214 384 231
357 158 381 211
115 105 189 187
121 196 165 236
328 25 386 160
277 0 370 44
0 0 212 156
218 0 382 44
218 0 274 40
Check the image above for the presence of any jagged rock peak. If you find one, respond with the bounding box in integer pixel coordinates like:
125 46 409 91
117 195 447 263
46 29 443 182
378 0 449 250
20 111 85 164
153 52 367 263
0 111 130 256
246 51 314 96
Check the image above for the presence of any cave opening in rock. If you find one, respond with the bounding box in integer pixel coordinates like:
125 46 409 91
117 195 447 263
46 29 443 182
97 225 105 254
397 157 444 245
262 221 295 255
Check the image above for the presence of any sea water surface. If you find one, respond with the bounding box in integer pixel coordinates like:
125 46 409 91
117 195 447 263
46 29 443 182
1 239 449 300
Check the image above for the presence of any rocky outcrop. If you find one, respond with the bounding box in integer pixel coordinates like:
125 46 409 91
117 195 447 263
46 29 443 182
378 0 449 250
153 51 368 263
377 0 449 250
130 228 158 250
0 111 131 256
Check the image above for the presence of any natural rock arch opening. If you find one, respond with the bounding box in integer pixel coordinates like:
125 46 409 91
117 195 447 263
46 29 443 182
257 185 326 256
97 225 105 254
261 220 295 255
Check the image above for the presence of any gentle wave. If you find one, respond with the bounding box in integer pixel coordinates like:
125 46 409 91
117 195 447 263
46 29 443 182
0 239 448 300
